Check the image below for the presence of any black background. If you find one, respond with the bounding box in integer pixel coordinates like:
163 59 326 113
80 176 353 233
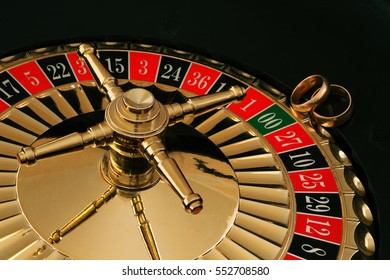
1 0 389 259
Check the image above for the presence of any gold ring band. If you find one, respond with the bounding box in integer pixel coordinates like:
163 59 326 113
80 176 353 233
310 84 353 128
290 75 330 112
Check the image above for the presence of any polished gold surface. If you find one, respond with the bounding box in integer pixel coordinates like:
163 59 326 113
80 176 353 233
17 122 113 165
14 78 290 259
17 45 246 217
17 147 240 259
49 185 116 244
0 41 376 260
13 42 250 257
129 194 161 260
141 136 202 214
167 85 245 124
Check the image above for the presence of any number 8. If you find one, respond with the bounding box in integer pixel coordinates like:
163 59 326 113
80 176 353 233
301 244 327 256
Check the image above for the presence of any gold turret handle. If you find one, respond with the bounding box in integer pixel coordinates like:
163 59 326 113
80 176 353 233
141 136 203 214
17 122 113 165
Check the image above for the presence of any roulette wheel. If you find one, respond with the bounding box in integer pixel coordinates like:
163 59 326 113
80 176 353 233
0 0 388 260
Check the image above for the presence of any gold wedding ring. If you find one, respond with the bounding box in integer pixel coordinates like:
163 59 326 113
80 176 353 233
291 76 353 128
311 84 353 127
290 75 330 112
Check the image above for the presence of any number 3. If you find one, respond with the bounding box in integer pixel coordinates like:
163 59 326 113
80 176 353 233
138 59 148 75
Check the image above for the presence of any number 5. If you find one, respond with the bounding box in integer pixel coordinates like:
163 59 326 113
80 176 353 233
24 71 40 86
